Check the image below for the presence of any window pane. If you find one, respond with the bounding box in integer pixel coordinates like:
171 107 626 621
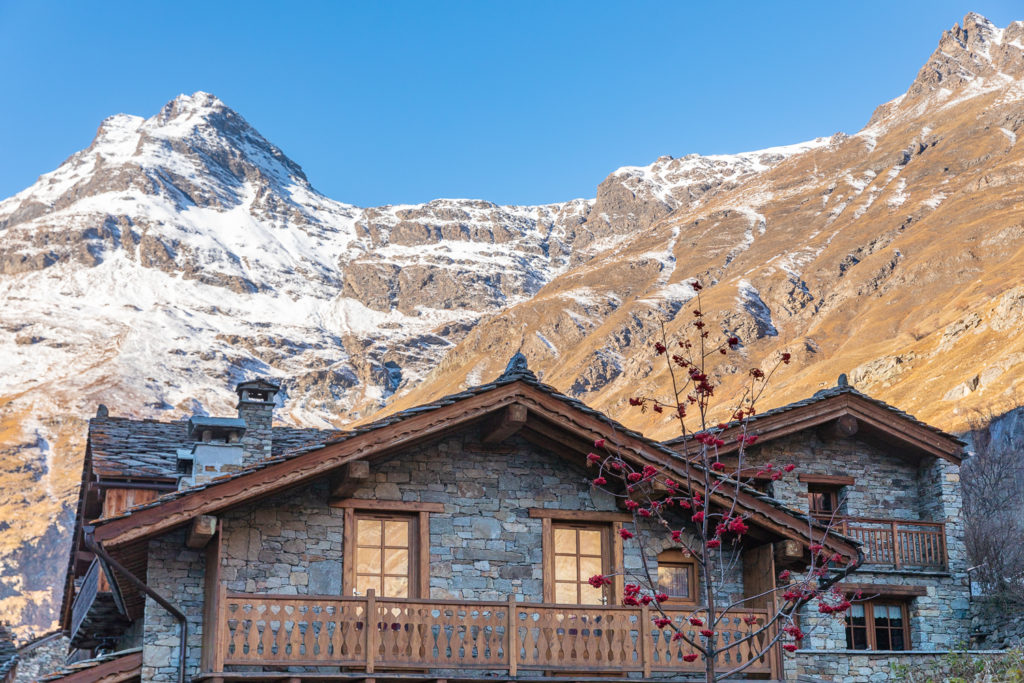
357 519 382 546
356 546 381 573
555 582 577 604
848 604 865 622
580 583 604 605
876 628 892 650
355 574 381 596
579 530 602 555
384 520 408 547
658 565 691 598
847 626 868 650
554 554 578 581
579 556 603 580
554 528 576 553
891 628 905 651
384 548 408 575
384 575 409 598
808 492 834 513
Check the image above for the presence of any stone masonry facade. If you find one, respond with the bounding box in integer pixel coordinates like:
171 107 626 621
745 432 972 680
126 427 973 682
137 432 745 680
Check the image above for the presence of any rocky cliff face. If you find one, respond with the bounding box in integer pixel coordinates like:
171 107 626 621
0 91 813 637
3 12 1024 639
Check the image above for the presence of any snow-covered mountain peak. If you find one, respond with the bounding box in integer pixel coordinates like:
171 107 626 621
607 136 832 207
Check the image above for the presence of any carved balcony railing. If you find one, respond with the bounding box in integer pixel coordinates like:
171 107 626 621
209 589 777 678
815 516 947 570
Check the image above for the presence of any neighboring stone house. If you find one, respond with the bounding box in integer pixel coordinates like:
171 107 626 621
0 623 17 683
51 357 975 682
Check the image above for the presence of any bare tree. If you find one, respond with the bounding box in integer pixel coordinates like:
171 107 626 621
963 411 1024 603
587 281 858 683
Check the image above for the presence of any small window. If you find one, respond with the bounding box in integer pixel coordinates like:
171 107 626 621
656 552 698 604
551 523 609 604
807 484 841 516
845 600 909 651
354 514 414 598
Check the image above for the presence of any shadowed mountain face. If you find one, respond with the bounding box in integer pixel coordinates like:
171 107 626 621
2 13 1024 637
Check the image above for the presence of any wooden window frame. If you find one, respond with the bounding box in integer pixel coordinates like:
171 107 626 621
339 500 439 599
845 599 911 651
807 483 842 516
540 517 621 605
655 551 699 606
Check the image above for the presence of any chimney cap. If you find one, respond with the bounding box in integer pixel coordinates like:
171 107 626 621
188 416 247 440
236 378 281 393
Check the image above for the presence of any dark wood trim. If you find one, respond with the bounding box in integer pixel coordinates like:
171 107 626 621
47 650 142 683
343 509 426 599
798 474 856 486
481 404 528 444
839 583 928 597
330 461 371 499
846 598 912 651
611 521 624 605
343 508 355 597
201 522 223 672
418 510 430 598
528 508 633 522
186 515 217 549
541 517 553 603
670 393 963 463
330 499 445 513
656 550 699 606
543 519 618 605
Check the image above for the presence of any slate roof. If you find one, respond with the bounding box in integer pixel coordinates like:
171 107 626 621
37 648 141 682
88 417 342 479
664 382 967 448
89 354 849 550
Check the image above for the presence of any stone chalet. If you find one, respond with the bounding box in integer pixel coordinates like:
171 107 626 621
50 356 970 682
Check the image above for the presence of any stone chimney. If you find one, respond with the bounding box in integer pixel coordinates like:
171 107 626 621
235 378 280 465
177 416 247 488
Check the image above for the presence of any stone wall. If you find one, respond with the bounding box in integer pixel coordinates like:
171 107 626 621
744 430 973 678
12 633 68 683
746 432 925 520
218 432 744 604
792 649 1011 682
140 530 205 682
970 597 1024 649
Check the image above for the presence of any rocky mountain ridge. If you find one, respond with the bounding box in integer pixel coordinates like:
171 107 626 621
3 12 1024 638
0 91 817 638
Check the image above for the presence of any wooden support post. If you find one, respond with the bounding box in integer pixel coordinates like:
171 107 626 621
214 583 227 673
640 603 651 678
481 404 528 444
366 589 376 674
186 515 217 549
892 521 901 569
330 461 371 499
818 414 859 441
507 594 518 677
773 539 803 568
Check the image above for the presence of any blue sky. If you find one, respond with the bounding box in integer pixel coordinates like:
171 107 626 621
0 2 1020 207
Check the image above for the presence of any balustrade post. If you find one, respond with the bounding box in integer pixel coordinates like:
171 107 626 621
891 521 901 569
640 604 652 677
366 589 376 674
507 595 518 676
213 583 227 672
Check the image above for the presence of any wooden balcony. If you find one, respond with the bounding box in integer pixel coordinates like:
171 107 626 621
817 516 947 570
204 590 779 679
